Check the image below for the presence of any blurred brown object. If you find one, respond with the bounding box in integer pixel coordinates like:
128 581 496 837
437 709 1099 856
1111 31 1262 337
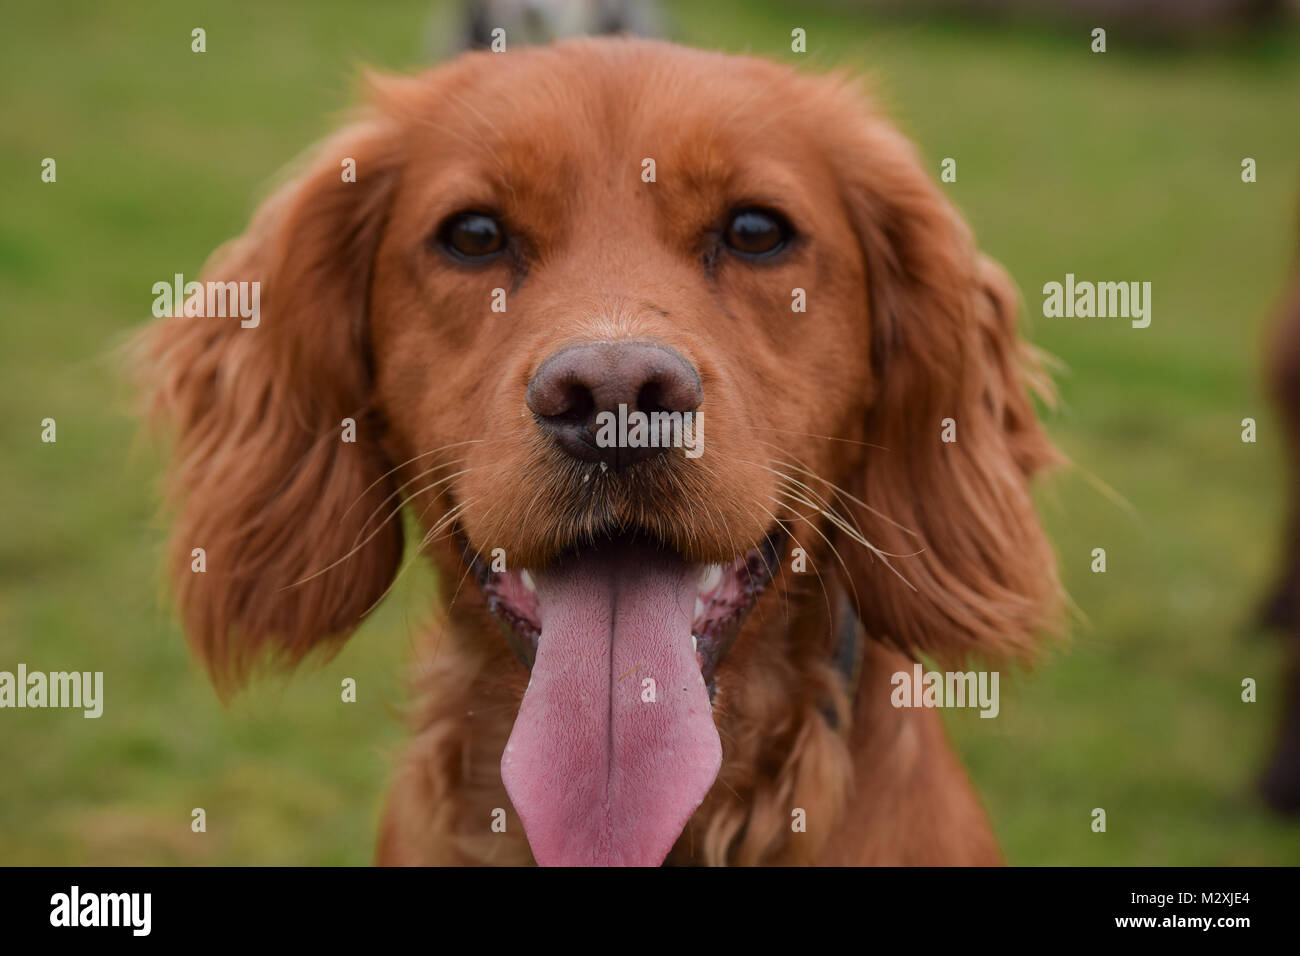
1259 216 1300 815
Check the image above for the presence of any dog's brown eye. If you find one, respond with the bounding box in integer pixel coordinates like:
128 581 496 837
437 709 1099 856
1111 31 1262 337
439 212 505 260
724 208 791 258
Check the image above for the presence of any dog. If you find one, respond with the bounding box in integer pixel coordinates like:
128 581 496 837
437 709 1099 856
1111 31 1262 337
139 37 1061 866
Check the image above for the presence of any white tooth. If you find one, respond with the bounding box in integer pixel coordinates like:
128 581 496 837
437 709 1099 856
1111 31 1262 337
692 634 698 652
698 563 722 594
694 597 706 620
520 570 536 593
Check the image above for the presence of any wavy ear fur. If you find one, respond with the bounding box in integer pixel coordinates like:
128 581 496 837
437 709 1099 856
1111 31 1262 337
137 116 406 692
833 104 1062 666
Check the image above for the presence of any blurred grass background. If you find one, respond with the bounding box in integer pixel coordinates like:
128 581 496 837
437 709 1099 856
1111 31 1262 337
2 0 1299 864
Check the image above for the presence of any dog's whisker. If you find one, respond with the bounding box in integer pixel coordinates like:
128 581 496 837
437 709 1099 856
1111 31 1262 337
747 494 834 637
413 496 476 555
338 438 488 524
358 496 481 620
751 439 918 538
772 482 922 570
730 453 892 552
743 446 886 536
695 449 858 622
736 453 921 565
350 463 472 550
739 497 796 638
284 468 475 590
771 487 917 593
445 499 504 617
766 491 865 620
809 502 924 562
755 461 867 538
748 424 890 452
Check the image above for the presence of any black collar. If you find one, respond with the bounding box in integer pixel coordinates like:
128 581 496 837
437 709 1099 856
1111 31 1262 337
824 588 863 730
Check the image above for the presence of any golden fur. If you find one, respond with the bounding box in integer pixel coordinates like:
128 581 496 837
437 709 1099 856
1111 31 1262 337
140 38 1060 865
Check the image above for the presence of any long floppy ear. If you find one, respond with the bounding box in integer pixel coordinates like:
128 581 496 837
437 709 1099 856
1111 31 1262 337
137 115 406 692
834 108 1061 666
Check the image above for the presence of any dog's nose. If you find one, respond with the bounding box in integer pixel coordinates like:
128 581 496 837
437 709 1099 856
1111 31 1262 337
526 341 703 467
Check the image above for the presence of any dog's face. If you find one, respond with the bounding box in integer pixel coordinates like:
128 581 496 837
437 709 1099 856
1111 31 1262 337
369 43 870 565
142 39 1058 866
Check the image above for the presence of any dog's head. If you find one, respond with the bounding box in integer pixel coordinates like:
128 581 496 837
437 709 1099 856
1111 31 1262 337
141 38 1059 866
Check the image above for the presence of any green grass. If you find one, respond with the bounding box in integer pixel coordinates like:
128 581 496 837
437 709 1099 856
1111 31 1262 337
2 0 1299 864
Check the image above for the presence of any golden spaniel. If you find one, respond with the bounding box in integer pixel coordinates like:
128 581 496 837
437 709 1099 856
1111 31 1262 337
140 37 1060 866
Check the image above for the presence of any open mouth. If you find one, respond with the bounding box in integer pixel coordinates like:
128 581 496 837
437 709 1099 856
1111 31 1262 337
469 527 785 690
462 526 785 866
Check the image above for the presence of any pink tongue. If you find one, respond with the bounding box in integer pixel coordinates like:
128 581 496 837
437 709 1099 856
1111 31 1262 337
501 545 721 866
